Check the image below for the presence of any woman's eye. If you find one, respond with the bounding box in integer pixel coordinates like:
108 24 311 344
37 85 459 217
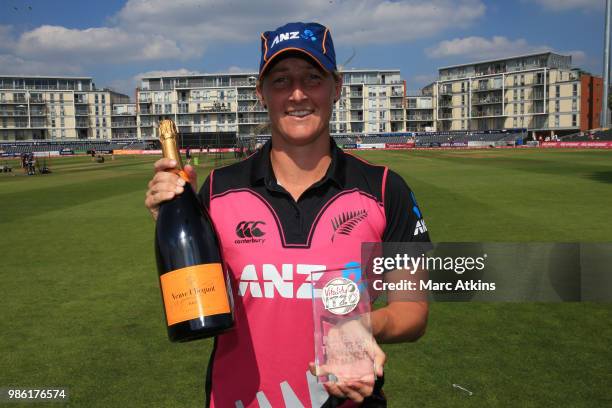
273 77 288 85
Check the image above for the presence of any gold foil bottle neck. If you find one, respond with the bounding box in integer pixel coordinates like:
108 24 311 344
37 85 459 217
158 119 183 170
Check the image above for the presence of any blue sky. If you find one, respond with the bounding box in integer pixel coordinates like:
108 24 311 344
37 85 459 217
0 0 605 98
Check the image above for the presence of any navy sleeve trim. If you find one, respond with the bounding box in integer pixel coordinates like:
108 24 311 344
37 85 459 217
382 170 431 243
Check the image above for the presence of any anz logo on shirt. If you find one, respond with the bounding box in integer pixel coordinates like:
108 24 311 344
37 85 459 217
410 191 428 236
237 262 362 299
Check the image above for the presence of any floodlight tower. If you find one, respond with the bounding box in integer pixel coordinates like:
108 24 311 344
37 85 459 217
602 0 611 127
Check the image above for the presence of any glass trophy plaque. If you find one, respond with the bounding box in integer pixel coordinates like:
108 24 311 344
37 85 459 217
311 266 375 384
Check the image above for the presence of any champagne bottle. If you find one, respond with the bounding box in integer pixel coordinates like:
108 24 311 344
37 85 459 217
155 119 234 342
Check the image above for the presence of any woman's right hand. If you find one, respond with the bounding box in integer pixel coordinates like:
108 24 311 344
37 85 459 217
145 158 198 220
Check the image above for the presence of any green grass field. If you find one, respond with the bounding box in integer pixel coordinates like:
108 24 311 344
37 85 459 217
1 149 611 407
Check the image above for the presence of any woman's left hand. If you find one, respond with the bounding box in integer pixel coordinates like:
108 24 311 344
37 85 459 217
308 319 386 403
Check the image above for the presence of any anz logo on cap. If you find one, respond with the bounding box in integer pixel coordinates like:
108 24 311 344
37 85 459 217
270 30 317 49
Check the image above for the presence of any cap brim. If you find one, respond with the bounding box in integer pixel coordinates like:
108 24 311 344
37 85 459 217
259 47 331 78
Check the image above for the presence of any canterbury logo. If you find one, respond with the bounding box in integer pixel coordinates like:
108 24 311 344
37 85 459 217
236 221 266 238
331 210 368 242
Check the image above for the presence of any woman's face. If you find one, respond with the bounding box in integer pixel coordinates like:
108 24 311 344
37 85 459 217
257 56 341 146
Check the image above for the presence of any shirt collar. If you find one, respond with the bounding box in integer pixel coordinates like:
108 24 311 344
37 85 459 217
249 138 345 189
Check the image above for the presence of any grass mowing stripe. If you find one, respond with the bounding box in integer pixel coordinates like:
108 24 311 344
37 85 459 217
1 152 611 407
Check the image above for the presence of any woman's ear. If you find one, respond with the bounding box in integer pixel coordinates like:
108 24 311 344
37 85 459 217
255 84 267 109
334 74 343 104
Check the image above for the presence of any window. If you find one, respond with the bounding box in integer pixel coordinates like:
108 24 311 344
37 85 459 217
59 93 64 102
572 83 578 96
513 89 517 101
555 100 560 112
513 117 517 127
520 89 524 100
572 98 577 111
556 85 560 98
520 74 525 86
95 94 98 103
520 103 524 114
572 114 577 127
555 115 560 127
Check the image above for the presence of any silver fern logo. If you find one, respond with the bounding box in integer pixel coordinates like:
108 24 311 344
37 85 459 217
331 210 368 242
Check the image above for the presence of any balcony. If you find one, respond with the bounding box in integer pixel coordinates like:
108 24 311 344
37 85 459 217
75 109 89 116
237 93 257 100
112 121 137 128
471 110 503 117
76 120 89 128
238 117 268 124
0 110 28 116
30 120 46 128
350 104 363 110
237 104 266 112
473 97 503 105
407 115 433 121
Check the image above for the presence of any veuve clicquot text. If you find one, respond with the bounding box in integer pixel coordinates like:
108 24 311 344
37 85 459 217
155 119 234 342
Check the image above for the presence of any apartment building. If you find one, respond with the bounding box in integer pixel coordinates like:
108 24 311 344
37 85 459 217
433 52 602 136
136 69 407 139
0 75 130 141
406 84 434 132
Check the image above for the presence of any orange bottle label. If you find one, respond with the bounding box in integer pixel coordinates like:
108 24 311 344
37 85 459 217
160 263 230 326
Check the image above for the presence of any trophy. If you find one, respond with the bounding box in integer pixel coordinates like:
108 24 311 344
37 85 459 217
311 264 375 384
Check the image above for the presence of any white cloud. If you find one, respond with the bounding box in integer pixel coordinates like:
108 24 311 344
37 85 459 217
529 0 602 11
15 25 187 62
2 0 487 78
426 36 589 69
113 0 486 48
426 36 552 60
0 54 82 76
0 25 15 52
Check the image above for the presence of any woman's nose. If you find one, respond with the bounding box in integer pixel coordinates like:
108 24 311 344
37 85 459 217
288 85 307 102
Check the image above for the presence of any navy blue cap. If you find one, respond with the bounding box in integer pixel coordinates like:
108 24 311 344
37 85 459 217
259 22 337 77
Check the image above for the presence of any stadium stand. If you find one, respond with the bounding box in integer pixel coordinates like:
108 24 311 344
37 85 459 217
562 129 612 141
0 129 528 155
